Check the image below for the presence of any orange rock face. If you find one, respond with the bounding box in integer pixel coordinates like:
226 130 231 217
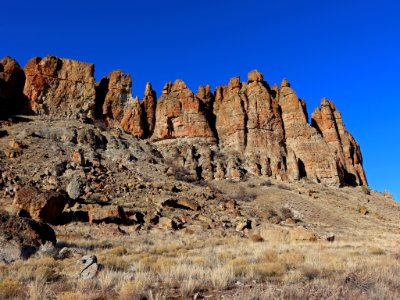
0 56 26 118
3 54 368 186
151 80 215 140
311 99 367 185
278 79 341 184
102 70 132 127
98 70 157 139
23 55 96 119
213 71 287 179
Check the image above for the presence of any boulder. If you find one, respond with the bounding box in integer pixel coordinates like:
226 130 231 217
87 205 127 224
23 55 96 119
13 187 68 224
0 211 56 262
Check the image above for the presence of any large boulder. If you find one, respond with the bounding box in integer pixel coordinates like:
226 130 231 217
0 211 56 262
23 55 96 120
13 187 68 224
0 56 26 118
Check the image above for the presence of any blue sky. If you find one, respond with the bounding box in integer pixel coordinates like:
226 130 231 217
2 0 399 200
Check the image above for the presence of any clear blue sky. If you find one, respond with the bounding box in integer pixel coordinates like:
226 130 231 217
2 1 399 200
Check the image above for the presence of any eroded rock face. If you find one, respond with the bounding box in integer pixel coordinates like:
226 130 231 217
2 54 367 186
212 71 287 180
23 55 96 119
0 56 26 118
102 70 132 128
278 79 342 184
0 211 56 262
311 99 367 186
152 80 215 140
99 72 156 139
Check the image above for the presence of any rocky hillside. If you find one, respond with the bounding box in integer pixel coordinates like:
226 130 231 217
0 55 366 187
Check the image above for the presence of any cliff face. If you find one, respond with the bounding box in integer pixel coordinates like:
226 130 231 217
23 55 96 120
1 55 368 186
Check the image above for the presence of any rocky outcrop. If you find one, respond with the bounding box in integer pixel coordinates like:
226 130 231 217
98 71 157 139
23 55 96 119
278 79 341 184
102 70 132 128
1 54 367 186
213 71 287 179
152 80 215 140
311 99 367 185
0 56 26 118
0 211 56 262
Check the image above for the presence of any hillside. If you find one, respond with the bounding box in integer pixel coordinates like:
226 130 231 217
0 55 399 299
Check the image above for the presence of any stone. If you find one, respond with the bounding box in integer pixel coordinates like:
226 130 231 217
87 205 127 224
72 149 85 166
0 211 56 262
66 178 82 200
289 226 317 242
77 255 99 279
13 187 67 224
158 217 177 230
23 55 96 119
236 219 251 231
177 199 200 211
0 56 26 118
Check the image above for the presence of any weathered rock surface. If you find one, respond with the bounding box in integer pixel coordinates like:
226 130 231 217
311 99 367 186
23 55 96 119
0 56 26 118
13 187 68 224
278 79 340 184
1 54 368 186
102 70 132 128
152 80 215 140
0 211 56 262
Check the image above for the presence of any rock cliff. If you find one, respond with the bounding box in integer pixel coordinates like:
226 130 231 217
23 55 96 120
0 55 367 186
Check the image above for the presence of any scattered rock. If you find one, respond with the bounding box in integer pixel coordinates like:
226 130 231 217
236 219 252 231
158 217 177 230
66 178 82 200
87 205 127 224
77 255 99 279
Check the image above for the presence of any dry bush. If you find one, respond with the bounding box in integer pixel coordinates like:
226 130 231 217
0 278 23 299
210 265 235 289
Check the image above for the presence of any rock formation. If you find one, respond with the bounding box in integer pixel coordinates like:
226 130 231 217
0 54 368 186
0 56 26 118
23 55 96 119
278 79 341 184
152 80 215 140
311 99 367 185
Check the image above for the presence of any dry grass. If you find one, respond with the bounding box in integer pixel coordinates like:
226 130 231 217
1 180 400 299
